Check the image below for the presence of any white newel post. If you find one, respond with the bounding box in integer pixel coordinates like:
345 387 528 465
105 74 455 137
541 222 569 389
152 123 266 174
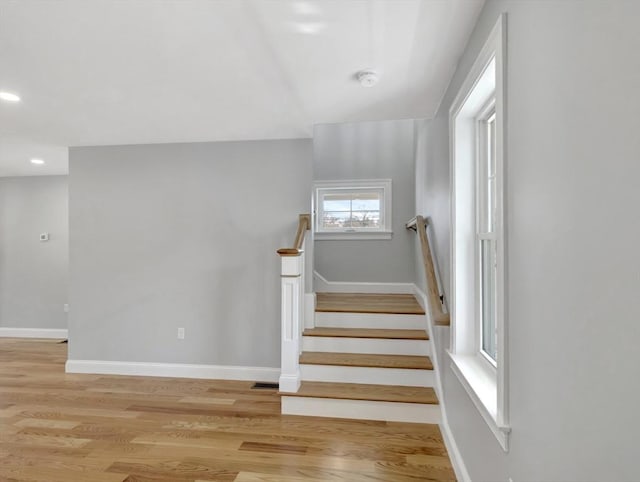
278 250 304 393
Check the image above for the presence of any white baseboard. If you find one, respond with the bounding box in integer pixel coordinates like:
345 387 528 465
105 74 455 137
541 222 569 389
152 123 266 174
411 286 469 481
65 359 279 382
412 284 429 311
440 411 472 482
0 328 68 339
313 271 415 294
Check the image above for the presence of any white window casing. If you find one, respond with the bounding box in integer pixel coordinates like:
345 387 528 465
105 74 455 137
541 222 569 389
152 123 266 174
314 179 392 240
448 14 510 451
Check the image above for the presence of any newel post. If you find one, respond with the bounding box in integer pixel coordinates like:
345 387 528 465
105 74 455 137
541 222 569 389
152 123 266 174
277 248 304 393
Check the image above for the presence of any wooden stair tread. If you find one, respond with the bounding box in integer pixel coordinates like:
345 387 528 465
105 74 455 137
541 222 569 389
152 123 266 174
282 381 438 405
302 327 428 340
299 352 433 370
316 292 425 315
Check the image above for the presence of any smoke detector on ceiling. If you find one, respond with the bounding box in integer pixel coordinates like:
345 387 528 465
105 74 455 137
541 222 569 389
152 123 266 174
356 70 379 87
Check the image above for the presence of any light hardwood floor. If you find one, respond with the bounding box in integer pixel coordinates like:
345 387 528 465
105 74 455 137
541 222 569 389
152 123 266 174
302 328 429 340
299 352 434 370
315 293 425 315
0 339 455 481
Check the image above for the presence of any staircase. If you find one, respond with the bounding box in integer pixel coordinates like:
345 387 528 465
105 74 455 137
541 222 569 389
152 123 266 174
280 292 440 424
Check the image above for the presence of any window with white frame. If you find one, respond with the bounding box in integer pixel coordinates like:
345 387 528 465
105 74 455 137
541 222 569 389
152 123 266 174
478 102 497 364
449 15 509 450
314 179 392 240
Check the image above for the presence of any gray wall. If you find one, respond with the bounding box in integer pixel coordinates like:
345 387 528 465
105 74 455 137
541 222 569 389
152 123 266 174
416 1 640 481
0 176 68 329
313 119 416 283
69 139 312 368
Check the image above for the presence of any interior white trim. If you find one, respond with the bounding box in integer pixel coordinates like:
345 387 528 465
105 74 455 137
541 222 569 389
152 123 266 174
304 292 316 330
300 364 434 387
66 359 279 382
302 336 430 356
440 406 472 482
0 328 68 339
314 178 392 238
315 311 424 329
449 352 510 450
281 396 441 424
313 271 415 294
413 285 471 482
412 286 441 396
449 13 510 450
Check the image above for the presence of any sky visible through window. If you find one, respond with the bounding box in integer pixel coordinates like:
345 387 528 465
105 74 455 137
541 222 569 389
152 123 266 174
321 192 381 229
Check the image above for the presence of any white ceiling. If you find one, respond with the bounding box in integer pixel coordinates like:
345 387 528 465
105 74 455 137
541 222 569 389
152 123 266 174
0 0 484 176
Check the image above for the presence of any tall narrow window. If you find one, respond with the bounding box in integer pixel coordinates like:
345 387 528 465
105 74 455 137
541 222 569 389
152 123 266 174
449 14 509 451
478 106 497 363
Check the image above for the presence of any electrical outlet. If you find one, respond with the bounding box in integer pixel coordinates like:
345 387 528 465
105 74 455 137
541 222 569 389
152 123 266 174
63 304 69 313
177 327 185 340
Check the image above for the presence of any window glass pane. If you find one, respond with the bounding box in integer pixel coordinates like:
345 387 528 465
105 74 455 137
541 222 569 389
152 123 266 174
323 194 351 212
350 211 380 228
352 197 380 211
322 211 351 229
487 177 495 233
315 182 390 233
487 113 497 233
481 239 497 361
352 191 380 210
320 190 382 230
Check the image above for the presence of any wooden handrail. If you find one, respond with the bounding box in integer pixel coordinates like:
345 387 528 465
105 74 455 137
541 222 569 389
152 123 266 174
277 214 311 257
406 215 450 326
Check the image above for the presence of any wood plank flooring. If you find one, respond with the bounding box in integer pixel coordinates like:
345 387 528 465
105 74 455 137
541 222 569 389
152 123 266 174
302 328 429 340
299 352 434 370
0 338 455 481
287 382 439 405
315 293 426 315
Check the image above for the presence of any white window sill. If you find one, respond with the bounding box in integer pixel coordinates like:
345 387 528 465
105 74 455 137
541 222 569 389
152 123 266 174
315 231 393 241
448 351 510 451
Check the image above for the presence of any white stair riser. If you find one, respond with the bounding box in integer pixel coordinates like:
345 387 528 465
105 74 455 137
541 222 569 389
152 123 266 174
300 364 434 387
315 312 425 329
302 337 430 356
281 396 441 424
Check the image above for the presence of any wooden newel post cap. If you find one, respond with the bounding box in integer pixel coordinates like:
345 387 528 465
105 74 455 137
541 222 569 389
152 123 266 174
277 248 304 257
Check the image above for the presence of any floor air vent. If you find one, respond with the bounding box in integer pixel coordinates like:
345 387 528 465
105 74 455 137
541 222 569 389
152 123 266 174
252 382 279 390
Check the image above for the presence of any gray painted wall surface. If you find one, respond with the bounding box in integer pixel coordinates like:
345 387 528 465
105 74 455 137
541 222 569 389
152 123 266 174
69 139 311 367
416 1 640 481
313 119 416 283
0 176 68 329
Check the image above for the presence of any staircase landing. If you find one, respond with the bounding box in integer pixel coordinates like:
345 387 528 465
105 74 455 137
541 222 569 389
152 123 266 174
316 292 425 314
303 327 428 340
300 351 433 370
287 381 438 405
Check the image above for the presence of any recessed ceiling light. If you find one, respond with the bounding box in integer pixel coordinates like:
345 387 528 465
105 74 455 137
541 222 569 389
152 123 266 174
293 2 321 16
30 158 45 165
294 22 326 34
0 91 21 102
